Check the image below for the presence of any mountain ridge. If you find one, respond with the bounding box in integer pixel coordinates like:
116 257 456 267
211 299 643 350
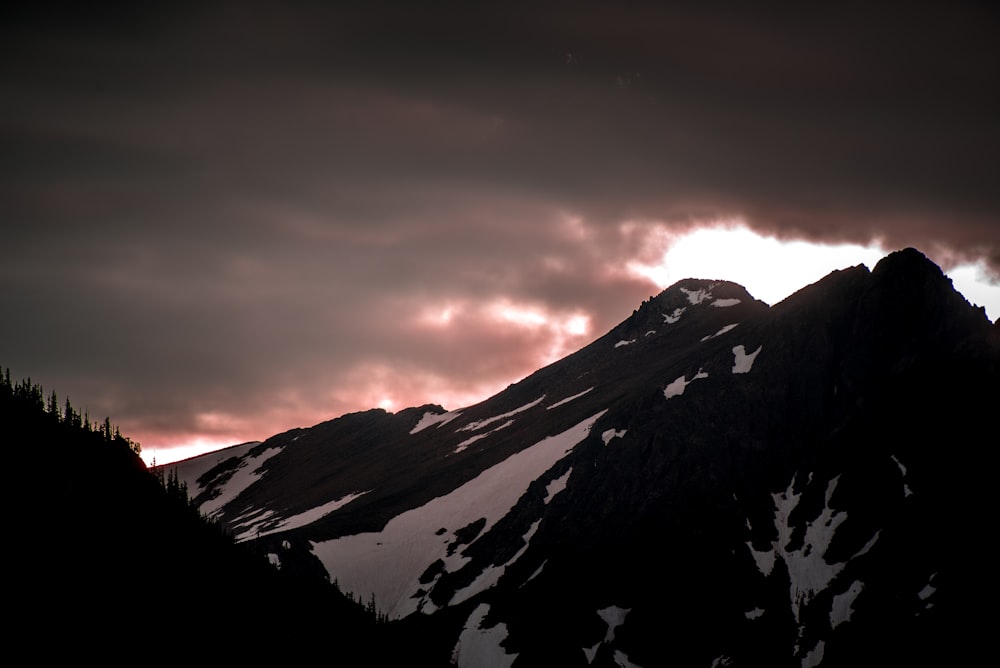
168 247 997 666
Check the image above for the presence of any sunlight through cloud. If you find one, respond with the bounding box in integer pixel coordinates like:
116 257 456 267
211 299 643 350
630 222 998 319
631 223 885 306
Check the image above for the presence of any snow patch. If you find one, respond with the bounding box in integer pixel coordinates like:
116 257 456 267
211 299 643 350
918 572 937 607
745 607 764 620
602 428 627 445
663 307 686 323
663 368 709 399
891 454 913 497
452 603 517 668
585 606 634 665
597 606 630 642
311 411 607 619
613 649 643 668
712 298 741 307
680 286 714 304
411 409 462 434
547 387 593 409
830 581 864 629
615 339 636 348
732 344 762 374
801 641 825 668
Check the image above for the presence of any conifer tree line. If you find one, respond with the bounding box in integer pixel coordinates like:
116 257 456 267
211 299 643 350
1 365 141 455
3 362 411 661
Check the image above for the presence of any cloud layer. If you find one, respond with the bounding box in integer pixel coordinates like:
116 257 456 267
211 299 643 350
3 3 998 457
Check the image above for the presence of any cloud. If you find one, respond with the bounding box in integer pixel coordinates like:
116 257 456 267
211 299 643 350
2 3 998 457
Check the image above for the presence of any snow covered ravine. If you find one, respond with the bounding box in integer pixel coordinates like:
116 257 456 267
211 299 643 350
197 443 284 519
234 491 369 542
311 411 608 619
746 471 881 666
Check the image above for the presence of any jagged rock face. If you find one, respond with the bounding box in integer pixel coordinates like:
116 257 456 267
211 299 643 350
171 248 998 667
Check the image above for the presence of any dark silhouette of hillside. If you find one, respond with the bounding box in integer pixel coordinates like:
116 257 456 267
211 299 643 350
1 370 410 662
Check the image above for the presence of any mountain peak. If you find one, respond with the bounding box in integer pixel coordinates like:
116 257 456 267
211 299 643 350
872 246 945 280
642 278 760 314
867 246 988 326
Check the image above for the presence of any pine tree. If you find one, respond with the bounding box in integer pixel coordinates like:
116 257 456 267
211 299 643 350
47 390 59 421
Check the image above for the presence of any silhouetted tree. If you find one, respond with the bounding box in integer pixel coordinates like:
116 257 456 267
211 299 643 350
47 390 59 421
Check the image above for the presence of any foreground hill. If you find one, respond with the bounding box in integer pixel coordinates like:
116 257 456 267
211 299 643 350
3 372 390 662
171 248 998 666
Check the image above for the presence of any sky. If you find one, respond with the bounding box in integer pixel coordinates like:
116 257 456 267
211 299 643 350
2 2 998 465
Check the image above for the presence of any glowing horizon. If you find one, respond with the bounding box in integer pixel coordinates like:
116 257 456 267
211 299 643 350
141 226 999 467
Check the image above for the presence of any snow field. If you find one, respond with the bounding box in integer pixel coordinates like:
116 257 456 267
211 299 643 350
311 411 608 619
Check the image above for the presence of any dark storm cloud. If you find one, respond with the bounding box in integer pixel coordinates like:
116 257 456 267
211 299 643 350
3 2 998 454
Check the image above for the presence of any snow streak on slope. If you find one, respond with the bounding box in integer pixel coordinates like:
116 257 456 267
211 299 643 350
455 420 514 453
411 409 462 434
544 468 572 502
701 323 739 341
459 396 546 432
547 388 593 409
234 491 369 542
311 411 608 619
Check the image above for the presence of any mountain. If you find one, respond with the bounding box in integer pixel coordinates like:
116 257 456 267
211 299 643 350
168 248 999 666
